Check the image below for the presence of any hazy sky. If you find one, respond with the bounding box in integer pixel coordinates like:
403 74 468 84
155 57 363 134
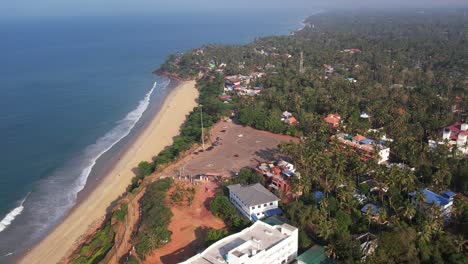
2 0 467 18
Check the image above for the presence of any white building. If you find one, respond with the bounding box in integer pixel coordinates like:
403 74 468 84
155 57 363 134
181 221 298 264
228 183 280 221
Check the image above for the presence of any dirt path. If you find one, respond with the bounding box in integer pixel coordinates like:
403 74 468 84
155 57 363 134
145 180 225 264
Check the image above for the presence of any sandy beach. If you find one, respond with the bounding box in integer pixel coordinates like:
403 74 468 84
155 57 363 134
19 80 199 264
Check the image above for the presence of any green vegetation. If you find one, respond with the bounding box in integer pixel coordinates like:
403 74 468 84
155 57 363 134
71 222 115 264
135 178 174 257
161 9 468 263
210 195 251 231
170 183 196 206
112 203 128 222
127 75 228 192
205 228 229 246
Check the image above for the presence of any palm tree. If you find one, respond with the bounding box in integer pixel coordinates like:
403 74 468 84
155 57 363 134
454 235 467 253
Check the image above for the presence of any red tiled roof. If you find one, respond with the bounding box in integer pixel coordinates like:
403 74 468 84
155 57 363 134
288 117 299 125
324 113 341 127
353 134 367 142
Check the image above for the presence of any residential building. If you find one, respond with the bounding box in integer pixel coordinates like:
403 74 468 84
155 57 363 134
361 203 387 224
256 160 298 194
441 122 468 155
332 133 390 164
227 183 281 221
355 233 378 259
181 221 298 264
281 111 299 126
324 113 341 129
410 188 454 217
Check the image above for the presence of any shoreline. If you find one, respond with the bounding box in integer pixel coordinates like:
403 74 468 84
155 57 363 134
18 79 199 264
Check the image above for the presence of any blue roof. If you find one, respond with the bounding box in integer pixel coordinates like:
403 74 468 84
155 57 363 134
422 189 451 207
361 203 380 216
359 139 375 145
441 191 456 199
314 191 324 201
283 170 295 177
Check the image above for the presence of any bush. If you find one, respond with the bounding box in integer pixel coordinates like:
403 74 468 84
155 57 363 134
135 178 174 257
71 222 115 264
205 228 229 246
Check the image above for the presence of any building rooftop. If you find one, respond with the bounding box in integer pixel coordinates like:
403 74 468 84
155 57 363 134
228 183 279 207
421 188 452 207
183 221 297 264
295 245 334 264
361 203 380 216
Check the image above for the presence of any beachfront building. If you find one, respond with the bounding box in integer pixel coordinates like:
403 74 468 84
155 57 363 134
181 221 298 264
332 133 390 164
227 183 281 221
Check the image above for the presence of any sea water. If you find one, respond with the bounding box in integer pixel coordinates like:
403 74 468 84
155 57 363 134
0 10 315 260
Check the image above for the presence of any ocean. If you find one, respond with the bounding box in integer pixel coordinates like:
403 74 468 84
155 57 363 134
0 10 314 260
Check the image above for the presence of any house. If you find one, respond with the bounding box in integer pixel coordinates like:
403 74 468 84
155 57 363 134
182 221 298 264
410 188 454 218
286 117 299 126
227 183 281 221
441 122 468 155
324 64 335 74
360 112 370 119
360 203 386 223
324 113 341 129
256 160 298 194
347 77 357 83
282 111 293 119
355 233 378 259
332 133 390 164
342 48 362 54
281 111 299 126
360 179 389 193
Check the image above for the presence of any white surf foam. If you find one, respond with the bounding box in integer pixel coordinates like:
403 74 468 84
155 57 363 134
0 78 170 236
73 79 170 195
0 193 31 233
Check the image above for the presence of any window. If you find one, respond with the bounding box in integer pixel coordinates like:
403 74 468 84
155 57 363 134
251 206 255 210
264 204 267 207
258 205 261 208
270 202 273 205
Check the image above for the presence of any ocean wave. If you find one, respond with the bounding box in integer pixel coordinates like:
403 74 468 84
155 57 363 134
0 78 170 236
0 193 30 233
74 78 170 195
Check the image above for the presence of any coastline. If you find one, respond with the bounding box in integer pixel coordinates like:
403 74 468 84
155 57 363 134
19 79 199 264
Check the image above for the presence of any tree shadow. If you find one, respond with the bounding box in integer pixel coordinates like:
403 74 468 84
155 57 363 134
254 147 284 161
159 226 211 263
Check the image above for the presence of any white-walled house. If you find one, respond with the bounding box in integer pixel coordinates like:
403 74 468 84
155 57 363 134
227 183 280 221
181 221 298 264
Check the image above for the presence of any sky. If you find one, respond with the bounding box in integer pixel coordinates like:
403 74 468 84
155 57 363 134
1 0 467 19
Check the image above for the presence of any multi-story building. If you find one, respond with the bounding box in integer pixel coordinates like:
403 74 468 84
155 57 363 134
227 183 280 221
256 160 297 193
181 221 298 264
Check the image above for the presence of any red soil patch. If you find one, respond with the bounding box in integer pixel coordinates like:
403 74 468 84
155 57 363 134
144 180 225 264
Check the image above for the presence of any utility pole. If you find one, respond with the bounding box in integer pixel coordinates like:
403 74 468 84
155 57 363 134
200 104 205 150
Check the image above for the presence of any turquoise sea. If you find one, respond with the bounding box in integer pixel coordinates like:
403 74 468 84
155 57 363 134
0 10 315 260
